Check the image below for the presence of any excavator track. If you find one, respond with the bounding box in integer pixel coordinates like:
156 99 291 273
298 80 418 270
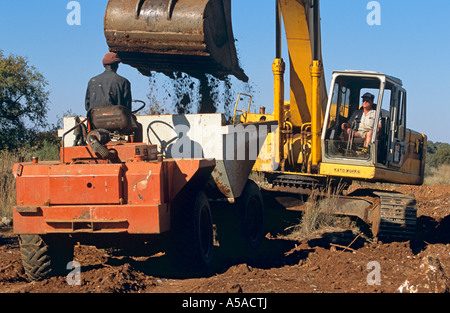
373 191 417 241
261 174 419 241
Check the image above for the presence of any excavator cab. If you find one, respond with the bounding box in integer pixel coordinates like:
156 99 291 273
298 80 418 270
323 71 388 162
321 70 426 185
104 0 248 82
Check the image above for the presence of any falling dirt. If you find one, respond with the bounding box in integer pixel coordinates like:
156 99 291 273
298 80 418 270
0 184 448 294
146 71 253 121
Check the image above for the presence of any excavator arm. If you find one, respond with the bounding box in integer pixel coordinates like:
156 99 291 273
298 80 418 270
275 0 328 169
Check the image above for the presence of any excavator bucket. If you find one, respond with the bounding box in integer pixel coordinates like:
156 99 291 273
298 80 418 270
104 0 248 82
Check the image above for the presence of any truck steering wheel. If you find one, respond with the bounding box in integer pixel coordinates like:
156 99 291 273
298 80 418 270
132 100 146 114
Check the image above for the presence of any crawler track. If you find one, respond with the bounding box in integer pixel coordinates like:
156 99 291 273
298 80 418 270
374 191 417 240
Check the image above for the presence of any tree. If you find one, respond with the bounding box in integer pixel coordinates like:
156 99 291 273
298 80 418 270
0 51 50 149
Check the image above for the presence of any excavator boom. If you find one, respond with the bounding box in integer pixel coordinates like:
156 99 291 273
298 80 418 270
104 0 248 82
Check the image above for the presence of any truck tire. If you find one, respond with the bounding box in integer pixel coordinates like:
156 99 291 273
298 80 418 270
170 191 214 270
237 179 265 252
19 235 74 281
216 179 265 260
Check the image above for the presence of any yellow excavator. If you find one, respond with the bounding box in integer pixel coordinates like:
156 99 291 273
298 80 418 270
103 0 427 240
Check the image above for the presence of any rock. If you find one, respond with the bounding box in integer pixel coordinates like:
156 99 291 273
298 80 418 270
398 255 449 293
226 283 243 293
419 255 449 293
229 264 253 275
397 280 417 293
0 217 11 227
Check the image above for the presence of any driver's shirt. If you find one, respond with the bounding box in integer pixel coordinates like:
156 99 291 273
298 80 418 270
348 109 377 134
85 69 132 112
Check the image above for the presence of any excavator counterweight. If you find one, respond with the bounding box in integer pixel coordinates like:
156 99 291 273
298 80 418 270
104 0 248 82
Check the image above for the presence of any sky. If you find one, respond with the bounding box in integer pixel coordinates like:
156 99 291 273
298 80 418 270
0 0 449 143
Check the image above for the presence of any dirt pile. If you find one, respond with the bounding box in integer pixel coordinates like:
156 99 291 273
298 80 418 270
0 184 448 294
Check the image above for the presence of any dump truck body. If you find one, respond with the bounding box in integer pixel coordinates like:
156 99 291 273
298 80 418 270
13 145 215 235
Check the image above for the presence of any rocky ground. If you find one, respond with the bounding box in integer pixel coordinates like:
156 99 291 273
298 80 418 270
0 184 448 295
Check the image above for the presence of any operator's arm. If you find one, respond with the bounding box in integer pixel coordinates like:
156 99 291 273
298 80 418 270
341 122 351 130
123 79 132 111
342 110 358 130
85 84 91 111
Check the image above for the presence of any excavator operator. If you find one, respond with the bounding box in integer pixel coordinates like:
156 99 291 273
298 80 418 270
341 92 380 149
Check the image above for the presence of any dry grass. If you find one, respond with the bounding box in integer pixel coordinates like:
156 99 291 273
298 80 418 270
425 163 450 185
0 144 59 218
0 150 20 217
287 184 354 241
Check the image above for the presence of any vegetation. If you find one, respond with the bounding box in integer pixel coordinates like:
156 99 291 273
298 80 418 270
425 164 450 186
0 141 60 217
285 184 359 241
287 189 339 240
425 140 450 185
0 51 51 150
426 141 450 168
0 150 18 218
0 50 58 217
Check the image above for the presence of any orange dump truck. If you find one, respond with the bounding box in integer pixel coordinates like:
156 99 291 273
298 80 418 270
13 107 269 281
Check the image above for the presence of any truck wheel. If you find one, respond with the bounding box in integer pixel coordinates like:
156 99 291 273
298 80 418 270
170 191 214 270
19 235 74 281
215 180 265 260
237 179 265 252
